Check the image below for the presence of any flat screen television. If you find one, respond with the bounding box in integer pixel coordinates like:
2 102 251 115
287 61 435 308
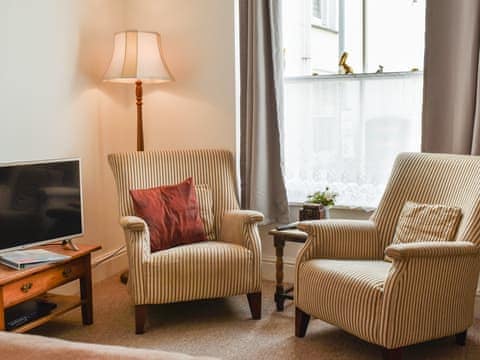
0 159 83 254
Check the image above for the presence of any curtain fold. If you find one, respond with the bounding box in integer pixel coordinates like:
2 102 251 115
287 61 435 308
239 0 289 223
422 0 480 154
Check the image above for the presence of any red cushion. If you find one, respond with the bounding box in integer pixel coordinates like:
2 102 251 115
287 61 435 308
129 178 207 252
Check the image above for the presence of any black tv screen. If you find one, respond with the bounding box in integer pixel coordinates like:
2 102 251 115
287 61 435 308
0 159 83 253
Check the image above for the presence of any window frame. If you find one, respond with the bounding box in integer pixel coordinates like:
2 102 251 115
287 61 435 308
311 0 339 33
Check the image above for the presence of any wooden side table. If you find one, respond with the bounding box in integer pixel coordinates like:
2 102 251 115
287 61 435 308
0 243 101 332
269 228 307 311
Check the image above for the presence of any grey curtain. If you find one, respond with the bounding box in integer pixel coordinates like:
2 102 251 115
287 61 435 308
422 0 480 154
239 0 289 223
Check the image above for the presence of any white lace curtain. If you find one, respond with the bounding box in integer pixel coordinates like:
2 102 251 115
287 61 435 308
283 72 423 208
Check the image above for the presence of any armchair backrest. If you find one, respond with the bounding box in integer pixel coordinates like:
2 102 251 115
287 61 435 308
108 149 240 239
371 152 480 249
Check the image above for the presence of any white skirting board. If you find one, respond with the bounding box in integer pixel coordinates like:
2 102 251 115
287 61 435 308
261 255 296 284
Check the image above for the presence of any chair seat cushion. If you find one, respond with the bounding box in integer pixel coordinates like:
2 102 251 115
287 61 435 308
296 259 391 345
141 241 254 303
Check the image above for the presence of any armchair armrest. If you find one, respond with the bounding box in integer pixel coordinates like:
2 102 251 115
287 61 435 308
220 210 264 248
385 241 480 260
220 210 264 292
381 241 480 348
119 216 151 263
118 216 151 303
120 216 147 232
222 210 264 224
296 220 382 264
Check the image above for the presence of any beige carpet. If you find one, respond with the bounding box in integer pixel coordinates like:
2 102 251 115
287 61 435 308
31 275 480 359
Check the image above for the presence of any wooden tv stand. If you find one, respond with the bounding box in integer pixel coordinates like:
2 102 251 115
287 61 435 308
0 243 101 333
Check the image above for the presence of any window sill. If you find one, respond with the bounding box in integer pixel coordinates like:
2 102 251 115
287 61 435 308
284 71 423 82
288 202 376 214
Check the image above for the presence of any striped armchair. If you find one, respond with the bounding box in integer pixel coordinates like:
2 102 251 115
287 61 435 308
108 150 263 334
294 153 480 359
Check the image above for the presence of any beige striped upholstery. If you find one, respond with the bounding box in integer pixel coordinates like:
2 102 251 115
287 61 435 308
384 202 462 261
297 259 390 344
295 153 480 350
195 185 216 241
109 150 263 306
391 202 462 245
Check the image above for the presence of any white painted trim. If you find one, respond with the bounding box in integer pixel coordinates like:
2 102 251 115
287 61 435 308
92 245 126 267
92 252 128 283
261 255 296 284
285 71 423 81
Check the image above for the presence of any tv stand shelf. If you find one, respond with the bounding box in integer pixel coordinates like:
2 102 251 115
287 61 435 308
11 294 82 333
0 244 101 333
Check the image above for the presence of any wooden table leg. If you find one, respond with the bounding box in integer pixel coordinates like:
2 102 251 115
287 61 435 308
80 254 93 325
274 236 286 311
0 289 5 330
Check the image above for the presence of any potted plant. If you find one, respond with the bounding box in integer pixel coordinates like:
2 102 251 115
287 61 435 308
300 187 338 220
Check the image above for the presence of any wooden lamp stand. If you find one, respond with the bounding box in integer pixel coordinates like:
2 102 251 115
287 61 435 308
120 81 144 285
136 80 144 152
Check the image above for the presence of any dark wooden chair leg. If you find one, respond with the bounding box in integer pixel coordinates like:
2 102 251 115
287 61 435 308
247 292 262 319
382 348 402 360
135 305 147 334
295 307 310 337
455 330 467 346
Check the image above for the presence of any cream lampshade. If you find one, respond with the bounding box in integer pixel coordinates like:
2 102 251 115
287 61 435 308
104 31 173 151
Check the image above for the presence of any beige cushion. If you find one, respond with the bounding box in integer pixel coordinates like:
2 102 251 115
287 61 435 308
386 201 462 260
195 185 215 241
144 241 254 303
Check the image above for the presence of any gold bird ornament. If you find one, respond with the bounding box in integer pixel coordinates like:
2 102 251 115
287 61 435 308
339 52 353 74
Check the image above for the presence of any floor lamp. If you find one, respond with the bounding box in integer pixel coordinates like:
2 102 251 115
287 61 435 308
104 31 173 283
104 30 173 151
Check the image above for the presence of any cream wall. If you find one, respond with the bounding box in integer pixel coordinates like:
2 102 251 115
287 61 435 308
0 0 129 282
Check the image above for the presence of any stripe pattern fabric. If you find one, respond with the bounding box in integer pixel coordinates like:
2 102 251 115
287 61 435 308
195 185 216 241
295 152 480 350
384 201 462 261
109 150 263 305
297 259 390 344
391 202 462 245
143 242 254 304
381 244 480 348
372 152 480 250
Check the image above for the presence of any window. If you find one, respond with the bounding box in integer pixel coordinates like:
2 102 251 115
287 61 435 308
312 0 338 32
282 0 426 207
